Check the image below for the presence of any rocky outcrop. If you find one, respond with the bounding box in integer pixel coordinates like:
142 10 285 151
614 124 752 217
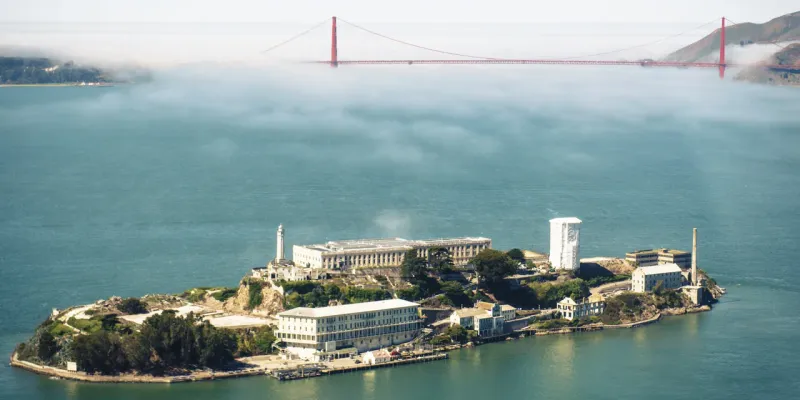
222 282 284 317
734 43 800 86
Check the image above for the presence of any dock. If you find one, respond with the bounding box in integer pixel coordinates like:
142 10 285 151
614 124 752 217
270 352 448 381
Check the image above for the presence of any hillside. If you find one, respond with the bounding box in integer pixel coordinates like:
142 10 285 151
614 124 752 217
663 11 799 62
0 57 114 85
734 43 800 85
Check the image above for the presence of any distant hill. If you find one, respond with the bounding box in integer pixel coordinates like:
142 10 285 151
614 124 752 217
0 57 112 85
734 43 800 85
663 11 799 62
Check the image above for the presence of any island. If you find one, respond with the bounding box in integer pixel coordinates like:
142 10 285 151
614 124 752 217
10 220 725 383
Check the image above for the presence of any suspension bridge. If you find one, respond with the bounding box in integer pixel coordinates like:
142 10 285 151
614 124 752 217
264 16 798 79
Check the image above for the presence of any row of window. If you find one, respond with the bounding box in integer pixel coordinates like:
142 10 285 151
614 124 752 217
278 321 420 342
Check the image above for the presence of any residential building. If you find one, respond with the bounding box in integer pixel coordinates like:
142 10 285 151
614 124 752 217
252 260 329 284
549 217 582 271
631 263 684 293
625 248 691 268
275 299 422 361
557 294 606 321
448 301 514 338
293 237 492 270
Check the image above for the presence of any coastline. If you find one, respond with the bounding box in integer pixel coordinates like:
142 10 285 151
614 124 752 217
8 306 711 384
0 83 116 88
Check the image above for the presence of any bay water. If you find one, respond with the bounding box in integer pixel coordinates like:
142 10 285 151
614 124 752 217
1 66 799 399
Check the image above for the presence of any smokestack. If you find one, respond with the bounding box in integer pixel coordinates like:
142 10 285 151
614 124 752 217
692 228 698 285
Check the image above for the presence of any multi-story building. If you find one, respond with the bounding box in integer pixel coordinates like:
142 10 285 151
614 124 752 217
293 237 492 270
549 217 582 271
631 263 684 293
275 299 422 361
557 294 605 321
625 248 691 268
449 301 516 338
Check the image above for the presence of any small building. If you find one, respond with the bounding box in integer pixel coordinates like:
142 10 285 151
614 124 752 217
557 294 605 321
632 263 683 293
626 248 691 269
500 304 517 321
362 349 392 365
253 259 330 284
66 361 78 372
681 285 704 306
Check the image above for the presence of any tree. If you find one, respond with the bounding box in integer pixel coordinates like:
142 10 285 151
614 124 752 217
506 249 525 264
471 249 518 286
37 330 58 362
401 249 427 283
71 331 127 374
118 298 147 315
428 247 454 273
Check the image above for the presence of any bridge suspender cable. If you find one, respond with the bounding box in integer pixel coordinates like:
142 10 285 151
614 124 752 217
260 18 331 54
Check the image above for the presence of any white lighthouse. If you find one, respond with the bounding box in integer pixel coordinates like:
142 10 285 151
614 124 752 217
276 224 285 262
549 217 582 272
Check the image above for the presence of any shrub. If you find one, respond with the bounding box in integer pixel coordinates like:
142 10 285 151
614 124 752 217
429 335 451 345
212 288 238 303
118 298 148 315
247 281 265 310
49 323 74 337
68 317 102 334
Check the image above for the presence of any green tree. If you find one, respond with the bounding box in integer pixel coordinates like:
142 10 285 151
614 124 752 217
401 249 427 282
428 247 454 273
471 249 518 286
37 330 58 362
118 298 147 315
71 331 127 374
506 248 525 264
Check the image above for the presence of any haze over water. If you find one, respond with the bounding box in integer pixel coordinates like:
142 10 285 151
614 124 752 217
1 64 800 399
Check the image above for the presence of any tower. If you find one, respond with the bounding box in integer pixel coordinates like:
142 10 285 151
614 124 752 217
276 224 285 262
549 217 582 271
692 228 698 285
719 17 726 79
330 16 338 68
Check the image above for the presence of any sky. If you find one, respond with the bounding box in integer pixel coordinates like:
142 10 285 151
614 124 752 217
0 1 796 66
1 0 797 23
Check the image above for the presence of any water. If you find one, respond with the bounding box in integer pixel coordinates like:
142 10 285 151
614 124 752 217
1 66 799 399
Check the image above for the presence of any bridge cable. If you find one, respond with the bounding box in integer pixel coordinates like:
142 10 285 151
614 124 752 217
724 17 788 50
337 18 501 60
556 18 720 60
260 18 331 54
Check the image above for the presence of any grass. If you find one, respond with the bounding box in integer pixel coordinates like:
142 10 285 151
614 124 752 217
212 288 238 303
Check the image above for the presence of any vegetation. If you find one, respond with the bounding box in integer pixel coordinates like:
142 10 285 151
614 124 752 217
280 281 391 309
527 279 590 308
232 326 277 357
472 249 518 286
246 281 265 310
584 274 630 288
400 249 427 282
506 248 525 264
0 57 111 84
535 316 601 330
438 281 473 307
600 293 653 325
427 247 455 273
211 288 238 303
429 325 478 345
118 298 148 315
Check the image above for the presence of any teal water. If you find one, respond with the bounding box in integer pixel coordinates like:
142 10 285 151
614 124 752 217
1 66 799 399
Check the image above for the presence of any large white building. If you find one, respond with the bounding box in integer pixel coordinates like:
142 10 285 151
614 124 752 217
293 237 491 270
632 263 684 293
449 301 516 338
549 217 582 271
557 294 605 321
275 299 422 361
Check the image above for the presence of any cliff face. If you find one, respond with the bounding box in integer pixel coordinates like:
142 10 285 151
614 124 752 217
734 43 800 85
663 11 799 62
224 282 284 316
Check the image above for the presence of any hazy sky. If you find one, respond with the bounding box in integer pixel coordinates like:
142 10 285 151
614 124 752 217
2 0 797 23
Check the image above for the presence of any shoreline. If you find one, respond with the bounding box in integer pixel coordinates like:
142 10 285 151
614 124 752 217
8 306 710 384
0 83 117 87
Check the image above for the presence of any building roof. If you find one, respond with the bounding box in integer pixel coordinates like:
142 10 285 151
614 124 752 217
636 263 683 275
277 299 419 318
295 237 491 254
366 349 392 358
550 217 582 224
627 248 689 256
475 301 497 311
500 304 516 311
523 250 548 259
453 308 488 318
558 297 577 305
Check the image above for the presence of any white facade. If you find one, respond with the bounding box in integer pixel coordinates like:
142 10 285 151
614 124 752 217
276 224 285 261
549 217 582 271
632 263 683 293
448 301 511 338
362 349 392 365
276 299 422 361
293 237 492 270
557 294 605 321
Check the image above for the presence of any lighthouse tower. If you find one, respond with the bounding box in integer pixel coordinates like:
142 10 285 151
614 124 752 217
276 224 285 262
